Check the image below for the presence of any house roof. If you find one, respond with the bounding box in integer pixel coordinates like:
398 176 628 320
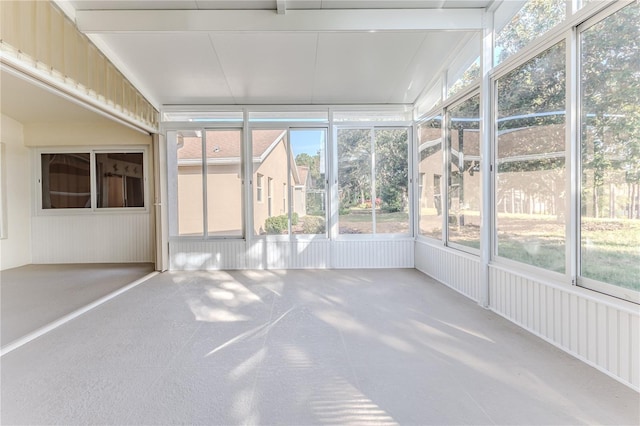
177 129 285 160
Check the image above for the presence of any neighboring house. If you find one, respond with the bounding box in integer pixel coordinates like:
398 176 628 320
176 129 306 236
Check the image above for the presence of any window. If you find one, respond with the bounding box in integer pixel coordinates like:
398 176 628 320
171 129 243 238
41 151 145 211
252 128 328 236
175 130 204 236
496 41 566 272
494 0 566 66
206 130 242 237
579 3 640 295
252 129 288 235
268 177 273 217
447 95 480 249
338 127 410 235
256 174 263 202
418 116 443 239
95 153 144 208
290 128 327 236
283 183 287 214
42 153 91 209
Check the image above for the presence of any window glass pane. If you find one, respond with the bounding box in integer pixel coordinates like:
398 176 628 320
580 3 640 292
448 57 480 98
495 0 565 66
290 129 327 235
447 95 481 249
206 130 242 237
41 153 91 209
375 128 409 234
418 117 443 239
95 153 144 208
252 129 289 235
176 130 203 236
496 41 566 272
338 129 372 234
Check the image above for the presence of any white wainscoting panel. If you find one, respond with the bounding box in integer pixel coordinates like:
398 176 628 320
489 265 640 391
32 213 152 263
331 239 414 269
415 240 481 301
169 239 413 270
170 240 247 270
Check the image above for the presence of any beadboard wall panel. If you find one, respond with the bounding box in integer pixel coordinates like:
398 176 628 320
32 213 152 263
489 265 640 391
169 239 412 270
414 240 481 301
331 240 414 269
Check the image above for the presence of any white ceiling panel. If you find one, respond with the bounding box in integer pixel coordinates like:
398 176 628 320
210 32 319 104
389 31 473 103
96 33 235 105
56 1 491 107
313 32 427 104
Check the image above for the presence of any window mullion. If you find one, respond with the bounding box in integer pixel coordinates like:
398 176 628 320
201 129 208 238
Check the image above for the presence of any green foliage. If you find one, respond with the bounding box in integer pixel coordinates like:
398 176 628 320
495 0 566 64
292 212 299 226
265 215 288 234
302 216 326 234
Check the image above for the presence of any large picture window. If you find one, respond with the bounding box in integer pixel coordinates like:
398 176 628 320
338 127 409 235
579 3 640 294
41 151 145 211
447 95 480 249
496 41 566 272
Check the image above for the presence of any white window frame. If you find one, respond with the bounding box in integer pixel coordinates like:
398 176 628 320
334 124 413 240
36 146 149 215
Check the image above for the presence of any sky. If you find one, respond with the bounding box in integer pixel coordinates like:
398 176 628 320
290 129 326 157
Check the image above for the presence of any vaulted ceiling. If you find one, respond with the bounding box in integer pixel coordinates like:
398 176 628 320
60 0 495 108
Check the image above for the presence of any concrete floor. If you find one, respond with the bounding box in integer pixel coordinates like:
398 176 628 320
1 269 638 425
0 263 154 347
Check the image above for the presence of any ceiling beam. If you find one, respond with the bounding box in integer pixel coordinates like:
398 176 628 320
76 9 484 33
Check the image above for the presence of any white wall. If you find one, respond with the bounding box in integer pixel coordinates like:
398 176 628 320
0 114 31 270
27 121 154 265
415 239 640 392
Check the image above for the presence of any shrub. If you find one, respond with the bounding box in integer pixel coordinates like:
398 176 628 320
302 216 326 234
265 215 288 234
292 212 299 226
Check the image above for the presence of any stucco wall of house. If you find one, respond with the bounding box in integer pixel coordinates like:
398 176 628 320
253 139 291 235
0 114 32 270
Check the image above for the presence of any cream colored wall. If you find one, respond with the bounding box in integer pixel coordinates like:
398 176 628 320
177 166 204 235
253 140 290 234
0 114 32 270
24 121 151 147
